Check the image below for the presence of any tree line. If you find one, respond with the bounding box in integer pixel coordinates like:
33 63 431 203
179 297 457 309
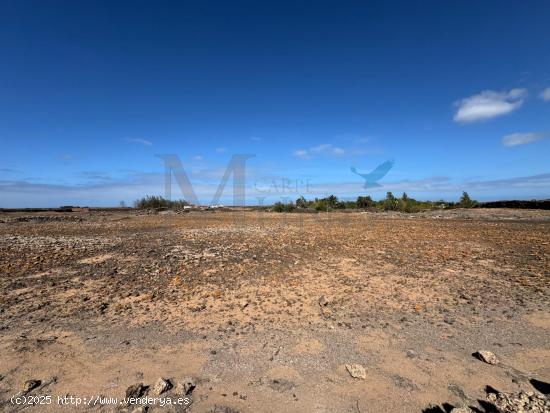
270 191 477 213
134 192 478 212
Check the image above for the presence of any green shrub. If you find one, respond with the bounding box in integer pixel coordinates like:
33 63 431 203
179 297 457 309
273 201 285 212
383 192 398 211
312 198 330 211
134 195 189 210
459 191 478 208
356 195 374 208
295 196 308 208
273 201 295 212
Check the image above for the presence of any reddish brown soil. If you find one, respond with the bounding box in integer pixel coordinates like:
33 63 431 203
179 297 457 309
0 209 549 412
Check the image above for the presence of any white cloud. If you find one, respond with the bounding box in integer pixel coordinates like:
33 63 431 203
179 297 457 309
453 88 527 123
540 87 550 101
293 143 346 159
293 149 310 159
501 132 546 147
215 147 227 153
127 138 152 146
192 155 204 161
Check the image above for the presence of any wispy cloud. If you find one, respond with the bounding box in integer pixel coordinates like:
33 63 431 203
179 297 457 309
293 143 346 159
59 154 74 161
81 171 113 181
453 88 527 123
293 149 310 159
540 87 550 102
307 173 550 199
502 132 546 147
215 147 227 153
127 138 153 146
192 155 204 161
2 172 549 207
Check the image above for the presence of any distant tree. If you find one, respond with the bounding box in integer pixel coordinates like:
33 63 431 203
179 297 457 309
272 199 296 212
383 191 398 211
273 201 285 212
119 200 126 208
295 196 308 208
459 191 477 208
313 198 329 211
401 192 409 202
134 195 189 210
335 200 346 209
356 195 374 208
327 195 338 207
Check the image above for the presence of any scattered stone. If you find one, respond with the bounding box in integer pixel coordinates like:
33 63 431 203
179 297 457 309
22 379 41 393
131 407 149 413
152 377 172 395
126 383 147 399
487 390 549 412
175 377 196 396
12 215 83 223
318 295 328 307
474 350 499 365
405 349 417 359
345 364 367 379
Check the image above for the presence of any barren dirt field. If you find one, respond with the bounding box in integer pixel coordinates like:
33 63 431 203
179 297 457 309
1 209 549 413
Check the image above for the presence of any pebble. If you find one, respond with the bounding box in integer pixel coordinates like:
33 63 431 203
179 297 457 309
345 363 366 379
487 390 550 412
22 379 41 393
474 350 499 365
151 377 172 395
175 377 196 396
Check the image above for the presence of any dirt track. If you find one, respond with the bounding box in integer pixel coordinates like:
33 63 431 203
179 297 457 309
0 209 549 412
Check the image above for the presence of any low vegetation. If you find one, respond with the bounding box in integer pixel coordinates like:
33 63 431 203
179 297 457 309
134 195 190 210
134 192 488 213
269 192 478 213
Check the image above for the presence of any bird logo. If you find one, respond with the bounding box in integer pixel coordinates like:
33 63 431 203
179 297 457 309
350 159 394 188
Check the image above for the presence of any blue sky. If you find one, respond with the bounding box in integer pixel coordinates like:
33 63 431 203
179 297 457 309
1 0 549 207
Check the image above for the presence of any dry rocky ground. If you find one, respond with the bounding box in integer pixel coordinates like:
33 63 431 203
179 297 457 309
0 209 549 413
